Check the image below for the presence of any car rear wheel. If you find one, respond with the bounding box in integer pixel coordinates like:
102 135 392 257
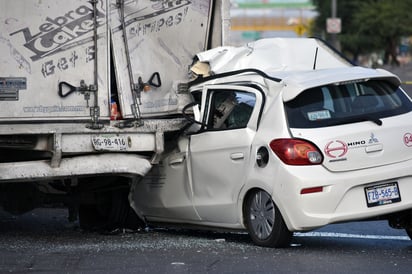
245 190 292 247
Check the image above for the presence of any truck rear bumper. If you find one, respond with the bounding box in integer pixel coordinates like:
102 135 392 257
0 153 152 182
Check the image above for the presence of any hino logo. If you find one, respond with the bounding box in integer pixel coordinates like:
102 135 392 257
324 140 348 158
10 5 105 61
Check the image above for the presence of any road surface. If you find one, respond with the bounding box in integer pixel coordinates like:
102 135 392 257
1 208 411 273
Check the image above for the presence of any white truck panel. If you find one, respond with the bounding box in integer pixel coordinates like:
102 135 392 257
110 0 214 117
0 0 110 120
0 0 215 121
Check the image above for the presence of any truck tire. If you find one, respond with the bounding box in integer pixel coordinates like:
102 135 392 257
79 188 143 232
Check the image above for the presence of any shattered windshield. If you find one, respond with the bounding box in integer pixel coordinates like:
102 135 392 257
285 80 412 128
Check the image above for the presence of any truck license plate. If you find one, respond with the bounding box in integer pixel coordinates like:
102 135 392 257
364 182 401 207
92 135 129 151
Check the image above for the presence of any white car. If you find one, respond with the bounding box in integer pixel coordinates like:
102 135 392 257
130 38 412 247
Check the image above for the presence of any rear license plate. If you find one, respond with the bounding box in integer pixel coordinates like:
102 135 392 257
364 182 401 207
92 135 129 151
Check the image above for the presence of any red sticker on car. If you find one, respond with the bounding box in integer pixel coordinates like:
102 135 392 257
324 140 348 158
404 133 412 147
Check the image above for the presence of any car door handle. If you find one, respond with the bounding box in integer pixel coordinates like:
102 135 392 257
230 152 244 160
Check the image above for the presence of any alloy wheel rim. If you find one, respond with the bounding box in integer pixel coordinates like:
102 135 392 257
249 191 275 240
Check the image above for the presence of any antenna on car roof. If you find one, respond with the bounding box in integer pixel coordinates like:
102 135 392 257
313 47 318 70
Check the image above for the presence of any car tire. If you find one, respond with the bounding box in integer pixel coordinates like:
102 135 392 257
245 190 292 247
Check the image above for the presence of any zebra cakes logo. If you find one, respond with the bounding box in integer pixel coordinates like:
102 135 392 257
10 5 105 61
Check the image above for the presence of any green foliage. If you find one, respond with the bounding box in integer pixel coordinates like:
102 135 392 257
311 0 412 65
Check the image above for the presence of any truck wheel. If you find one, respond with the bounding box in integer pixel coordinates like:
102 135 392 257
79 189 143 232
78 204 104 231
245 190 292 247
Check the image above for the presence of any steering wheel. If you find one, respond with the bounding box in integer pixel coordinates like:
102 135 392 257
182 102 207 127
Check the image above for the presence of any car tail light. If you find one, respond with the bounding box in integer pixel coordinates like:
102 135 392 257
269 138 323 165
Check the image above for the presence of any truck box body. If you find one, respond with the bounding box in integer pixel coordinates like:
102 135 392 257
0 0 215 121
0 0 227 226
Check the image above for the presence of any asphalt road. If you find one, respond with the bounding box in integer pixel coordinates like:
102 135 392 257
1 208 412 273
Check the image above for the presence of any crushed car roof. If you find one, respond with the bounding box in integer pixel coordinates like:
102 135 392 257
193 37 352 75
190 38 401 102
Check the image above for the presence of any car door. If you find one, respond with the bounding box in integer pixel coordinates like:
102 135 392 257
188 85 263 224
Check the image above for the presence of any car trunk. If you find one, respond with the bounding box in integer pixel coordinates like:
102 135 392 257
290 112 412 172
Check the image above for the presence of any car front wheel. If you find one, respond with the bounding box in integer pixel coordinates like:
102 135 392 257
245 190 292 247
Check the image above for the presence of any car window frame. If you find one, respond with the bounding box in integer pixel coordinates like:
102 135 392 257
194 84 265 133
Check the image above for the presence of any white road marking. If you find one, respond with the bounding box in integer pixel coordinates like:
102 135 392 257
294 231 410 241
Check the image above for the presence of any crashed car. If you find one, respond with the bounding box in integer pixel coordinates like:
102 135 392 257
130 38 412 247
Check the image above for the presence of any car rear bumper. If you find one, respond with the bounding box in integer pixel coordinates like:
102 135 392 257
273 159 412 231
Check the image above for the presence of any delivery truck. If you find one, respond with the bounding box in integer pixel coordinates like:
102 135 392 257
0 0 229 230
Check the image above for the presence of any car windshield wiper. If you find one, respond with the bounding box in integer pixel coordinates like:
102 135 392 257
332 115 383 126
